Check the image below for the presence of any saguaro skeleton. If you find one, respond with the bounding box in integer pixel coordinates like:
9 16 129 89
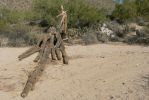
18 27 68 98
57 5 68 38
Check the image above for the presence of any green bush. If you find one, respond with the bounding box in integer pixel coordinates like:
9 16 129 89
0 0 107 46
0 20 8 30
32 0 63 26
112 0 137 21
0 7 23 24
135 0 149 20
0 0 106 28
32 0 106 27
66 0 106 27
112 0 149 22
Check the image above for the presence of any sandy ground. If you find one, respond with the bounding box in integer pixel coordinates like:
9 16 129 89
0 43 149 100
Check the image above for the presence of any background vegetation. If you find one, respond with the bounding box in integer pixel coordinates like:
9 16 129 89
112 0 149 22
0 0 149 46
0 0 107 46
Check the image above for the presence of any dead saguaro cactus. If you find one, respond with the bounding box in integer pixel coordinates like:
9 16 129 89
57 5 68 38
18 46 41 61
19 27 68 98
18 27 68 64
21 41 51 98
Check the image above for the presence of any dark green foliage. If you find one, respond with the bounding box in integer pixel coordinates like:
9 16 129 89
66 0 106 27
112 0 149 22
135 0 149 20
0 7 29 25
0 0 106 28
112 0 137 21
32 0 106 27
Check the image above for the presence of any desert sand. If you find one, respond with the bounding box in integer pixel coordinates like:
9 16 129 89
0 43 149 100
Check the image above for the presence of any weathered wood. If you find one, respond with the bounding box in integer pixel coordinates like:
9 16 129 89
57 5 68 34
18 45 41 61
19 28 69 98
59 42 68 64
21 39 52 98
57 5 68 39
51 35 57 60
54 31 68 64
55 48 61 60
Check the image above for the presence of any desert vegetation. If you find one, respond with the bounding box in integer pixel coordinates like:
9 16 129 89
0 0 149 46
112 0 149 22
0 0 107 46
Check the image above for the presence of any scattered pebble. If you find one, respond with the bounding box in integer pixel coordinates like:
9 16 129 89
110 96 114 99
103 80 106 83
122 82 125 85
100 56 105 58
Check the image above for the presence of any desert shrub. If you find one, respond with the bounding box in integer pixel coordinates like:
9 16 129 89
0 24 40 47
32 0 106 27
8 25 41 46
112 0 137 22
23 32 39 45
0 6 33 32
135 0 149 21
124 36 149 45
82 28 99 45
112 0 149 22
32 0 63 26
65 0 106 28
0 20 8 30
0 7 25 24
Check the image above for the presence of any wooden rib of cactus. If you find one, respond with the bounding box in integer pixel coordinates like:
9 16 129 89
19 31 68 98
21 40 52 98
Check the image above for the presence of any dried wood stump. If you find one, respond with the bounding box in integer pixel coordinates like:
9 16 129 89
19 28 68 98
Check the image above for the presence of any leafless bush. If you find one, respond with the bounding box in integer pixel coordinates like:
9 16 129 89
82 29 98 45
0 24 42 47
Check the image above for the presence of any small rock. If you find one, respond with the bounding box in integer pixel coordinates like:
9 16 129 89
103 80 106 83
136 64 139 67
110 96 114 99
122 82 125 85
4 69 7 71
100 56 105 58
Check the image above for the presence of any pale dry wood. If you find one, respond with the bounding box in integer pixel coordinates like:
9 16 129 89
21 41 52 98
57 5 68 34
19 28 68 98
